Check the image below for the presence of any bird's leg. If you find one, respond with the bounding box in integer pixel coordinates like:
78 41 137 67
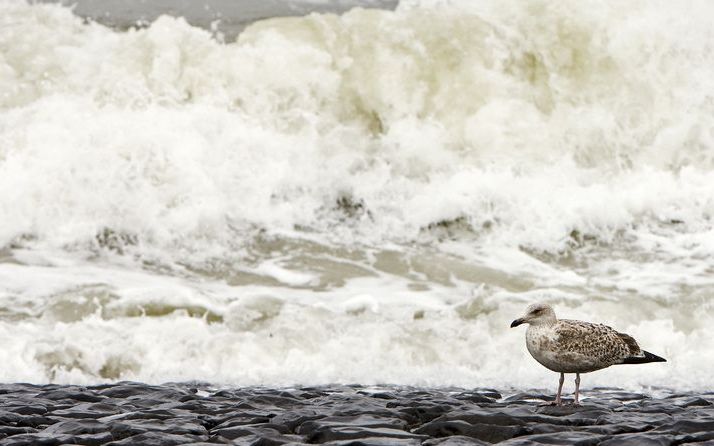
573 373 581 406
555 372 564 406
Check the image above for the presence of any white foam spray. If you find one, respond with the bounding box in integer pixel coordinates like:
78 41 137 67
0 0 712 390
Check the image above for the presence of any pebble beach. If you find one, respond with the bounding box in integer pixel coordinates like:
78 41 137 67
1 383 713 445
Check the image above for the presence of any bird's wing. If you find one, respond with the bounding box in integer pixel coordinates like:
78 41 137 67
554 319 642 365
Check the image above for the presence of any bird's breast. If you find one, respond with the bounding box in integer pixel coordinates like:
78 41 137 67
525 326 558 363
525 325 602 373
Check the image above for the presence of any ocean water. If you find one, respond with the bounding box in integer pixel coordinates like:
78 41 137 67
1 0 713 391
33 0 399 40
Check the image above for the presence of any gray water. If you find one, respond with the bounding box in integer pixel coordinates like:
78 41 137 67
38 0 399 39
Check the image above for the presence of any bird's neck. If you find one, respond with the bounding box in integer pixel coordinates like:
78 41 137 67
529 318 557 328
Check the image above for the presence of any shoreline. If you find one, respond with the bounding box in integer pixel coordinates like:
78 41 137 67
0 382 712 445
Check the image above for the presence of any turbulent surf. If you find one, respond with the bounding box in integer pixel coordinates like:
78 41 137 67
0 0 712 389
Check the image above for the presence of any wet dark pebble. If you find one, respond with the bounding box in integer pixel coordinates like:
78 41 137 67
0 383 711 445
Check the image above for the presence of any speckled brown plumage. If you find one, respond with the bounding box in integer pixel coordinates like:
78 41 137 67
549 319 642 368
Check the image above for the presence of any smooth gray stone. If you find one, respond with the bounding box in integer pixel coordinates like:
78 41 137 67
42 419 106 435
0 426 38 436
674 431 714 443
97 385 152 399
216 432 304 445
12 415 56 428
504 392 553 403
305 426 428 443
595 411 673 427
113 419 208 437
452 392 498 404
59 432 115 446
133 409 189 420
104 432 208 446
3 406 48 416
212 412 276 429
296 415 407 435
37 390 104 403
269 409 327 431
0 433 74 446
212 423 289 440
48 405 120 419
667 396 713 407
598 433 675 446
0 412 22 424
423 436 491 446
523 423 573 435
182 444 230 446
434 409 529 427
578 423 652 435
653 419 714 433
392 404 452 425
414 419 526 442
497 431 604 445
107 422 148 440
321 439 422 446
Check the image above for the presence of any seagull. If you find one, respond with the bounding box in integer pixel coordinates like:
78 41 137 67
510 302 666 406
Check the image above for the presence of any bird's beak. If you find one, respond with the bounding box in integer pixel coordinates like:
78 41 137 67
510 318 525 328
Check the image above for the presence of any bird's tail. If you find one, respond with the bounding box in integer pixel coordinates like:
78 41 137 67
620 350 667 364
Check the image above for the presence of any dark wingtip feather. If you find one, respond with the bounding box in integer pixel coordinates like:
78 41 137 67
621 350 667 364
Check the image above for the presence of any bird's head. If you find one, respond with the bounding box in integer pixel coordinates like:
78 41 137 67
510 302 557 328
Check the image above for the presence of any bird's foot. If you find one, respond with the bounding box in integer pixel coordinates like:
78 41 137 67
538 401 562 407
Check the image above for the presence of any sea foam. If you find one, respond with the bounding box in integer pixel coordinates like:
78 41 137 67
0 0 712 389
